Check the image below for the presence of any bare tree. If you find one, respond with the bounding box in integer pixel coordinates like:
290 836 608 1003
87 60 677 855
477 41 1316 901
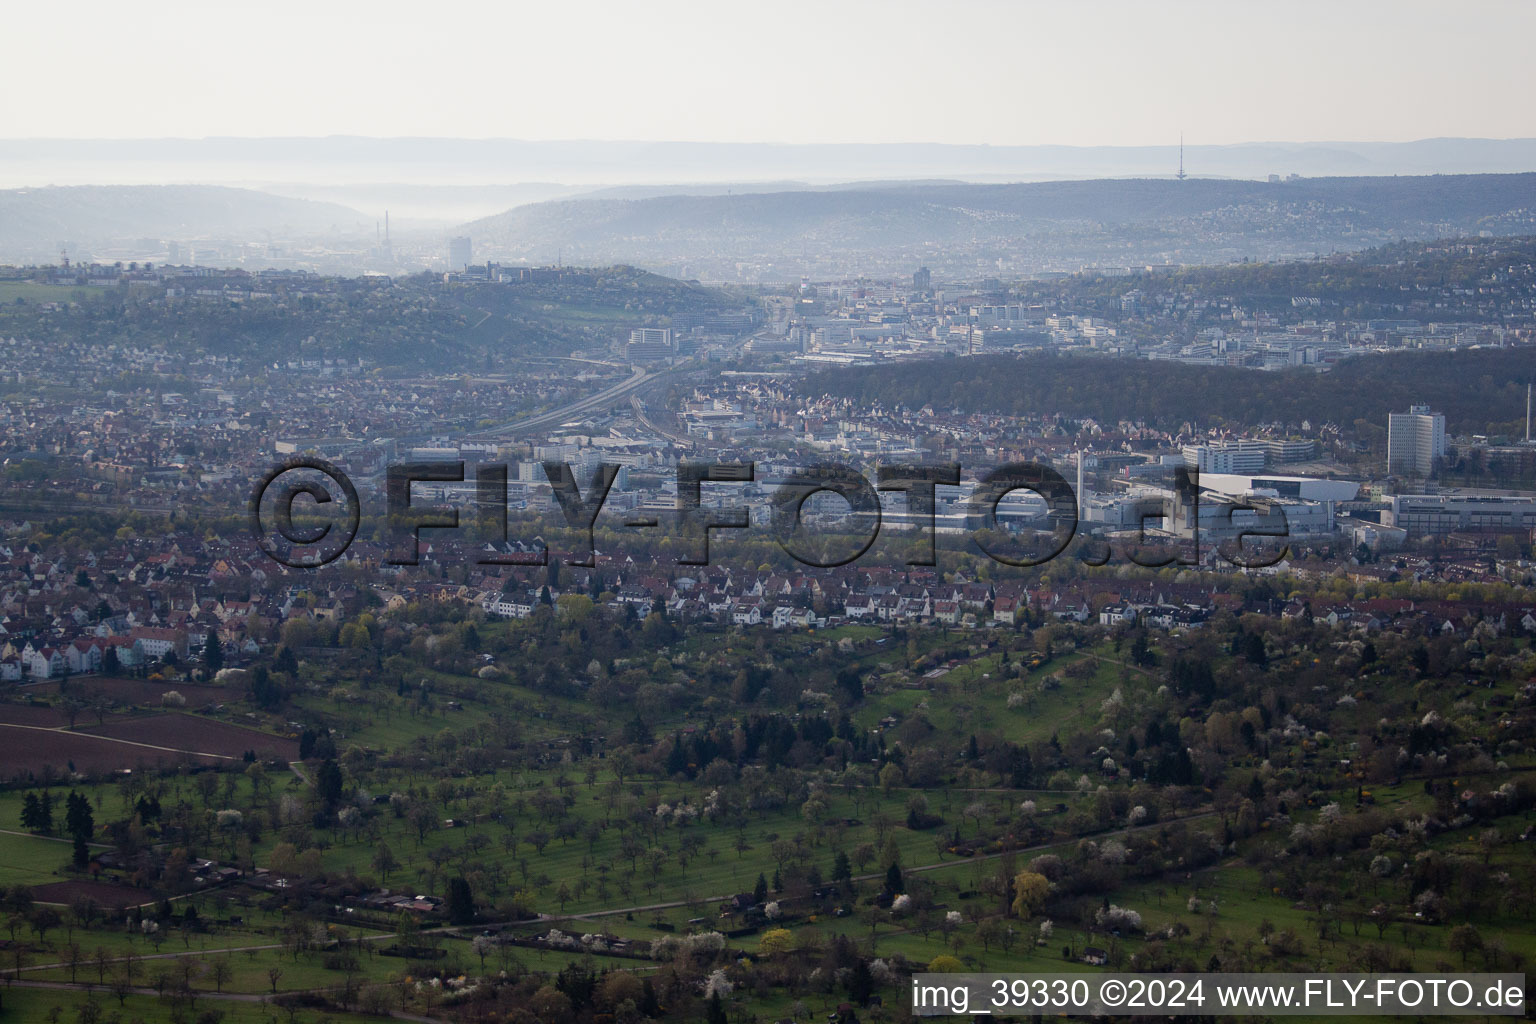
110 965 134 1007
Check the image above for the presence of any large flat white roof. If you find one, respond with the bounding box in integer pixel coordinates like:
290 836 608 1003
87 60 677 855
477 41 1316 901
1199 473 1359 502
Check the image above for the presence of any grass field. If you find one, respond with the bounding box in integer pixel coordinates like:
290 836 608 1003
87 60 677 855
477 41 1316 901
0 984 382 1024
0 281 104 305
0 829 75 885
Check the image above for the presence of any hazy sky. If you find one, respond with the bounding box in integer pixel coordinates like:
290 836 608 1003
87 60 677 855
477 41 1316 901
5 0 1534 145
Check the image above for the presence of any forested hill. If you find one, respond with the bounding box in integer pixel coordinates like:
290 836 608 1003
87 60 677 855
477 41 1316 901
0 265 737 370
462 173 1536 268
804 347 1536 437
1014 236 1536 323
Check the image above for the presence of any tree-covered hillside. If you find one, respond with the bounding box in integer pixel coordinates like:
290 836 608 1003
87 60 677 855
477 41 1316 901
806 347 1536 436
0 265 739 370
462 174 1536 267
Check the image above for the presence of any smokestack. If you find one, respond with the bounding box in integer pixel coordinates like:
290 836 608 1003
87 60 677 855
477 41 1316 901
1076 450 1085 520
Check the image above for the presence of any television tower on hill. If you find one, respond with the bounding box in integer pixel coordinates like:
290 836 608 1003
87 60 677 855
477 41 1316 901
1177 135 1187 181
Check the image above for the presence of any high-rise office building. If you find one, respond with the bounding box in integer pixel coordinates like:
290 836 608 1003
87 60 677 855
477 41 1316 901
448 236 472 270
626 327 674 364
1387 405 1446 476
629 328 672 348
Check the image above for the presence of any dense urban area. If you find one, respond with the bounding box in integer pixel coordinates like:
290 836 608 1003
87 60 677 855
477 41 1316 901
0 227 1534 1024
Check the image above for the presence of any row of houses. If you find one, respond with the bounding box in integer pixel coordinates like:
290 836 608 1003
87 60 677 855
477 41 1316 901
473 566 1243 635
0 625 239 682
481 587 823 629
1281 596 1536 638
1099 603 1213 630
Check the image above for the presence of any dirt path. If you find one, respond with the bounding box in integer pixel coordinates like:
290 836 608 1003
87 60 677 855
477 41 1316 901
0 827 109 849
5 978 446 1023
550 807 1218 923
0 722 240 761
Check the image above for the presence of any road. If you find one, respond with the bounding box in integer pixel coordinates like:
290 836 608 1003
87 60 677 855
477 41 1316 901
469 320 764 442
629 394 693 447
470 364 654 439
